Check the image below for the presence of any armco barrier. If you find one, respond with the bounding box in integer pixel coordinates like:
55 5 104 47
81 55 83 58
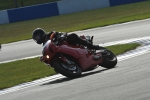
0 0 146 24
7 2 59 23
109 0 145 6
0 10 9 24
57 0 110 15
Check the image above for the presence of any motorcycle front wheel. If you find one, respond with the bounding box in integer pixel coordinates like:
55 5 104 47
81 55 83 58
52 59 82 78
100 49 117 69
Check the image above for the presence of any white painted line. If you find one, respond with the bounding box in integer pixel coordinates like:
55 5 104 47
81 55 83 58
99 36 150 47
0 36 150 95
0 74 65 95
0 36 150 64
0 55 41 64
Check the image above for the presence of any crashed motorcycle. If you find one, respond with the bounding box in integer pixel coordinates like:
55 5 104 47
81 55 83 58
39 33 117 78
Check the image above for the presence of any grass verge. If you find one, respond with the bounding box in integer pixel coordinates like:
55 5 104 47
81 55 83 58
0 43 140 90
0 0 150 44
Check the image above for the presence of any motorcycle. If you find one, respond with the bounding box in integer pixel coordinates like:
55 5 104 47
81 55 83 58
39 33 117 78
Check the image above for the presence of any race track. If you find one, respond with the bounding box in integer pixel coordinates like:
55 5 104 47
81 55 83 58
0 18 150 63
0 19 150 100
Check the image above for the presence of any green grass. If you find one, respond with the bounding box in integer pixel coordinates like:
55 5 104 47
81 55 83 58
1 0 150 44
0 57 56 90
106 43 141 55
0 43 140 90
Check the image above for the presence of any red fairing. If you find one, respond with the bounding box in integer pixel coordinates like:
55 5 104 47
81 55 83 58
42 40 103 71
57 44 102 71
38 34 117 78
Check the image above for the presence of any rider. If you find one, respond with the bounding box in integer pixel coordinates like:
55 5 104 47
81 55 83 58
32 28 101 50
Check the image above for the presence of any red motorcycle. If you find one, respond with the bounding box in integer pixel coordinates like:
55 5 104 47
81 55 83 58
40 33 117 78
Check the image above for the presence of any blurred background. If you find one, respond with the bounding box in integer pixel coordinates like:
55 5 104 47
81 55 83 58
0 0 60 10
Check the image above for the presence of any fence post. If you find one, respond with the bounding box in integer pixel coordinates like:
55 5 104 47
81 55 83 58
14 0 18 8
21 0 24 7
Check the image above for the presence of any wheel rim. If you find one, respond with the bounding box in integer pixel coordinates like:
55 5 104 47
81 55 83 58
103 50 116 61
61 63 76 70
60 61 79 73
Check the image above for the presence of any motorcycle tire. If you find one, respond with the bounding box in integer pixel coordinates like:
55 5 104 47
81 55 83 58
100 49 117 69
52 59 82 78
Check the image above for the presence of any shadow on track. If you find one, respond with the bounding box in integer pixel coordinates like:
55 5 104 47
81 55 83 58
41 68 109 86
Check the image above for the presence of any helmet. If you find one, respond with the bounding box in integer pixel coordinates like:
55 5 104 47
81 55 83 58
32 28 46 44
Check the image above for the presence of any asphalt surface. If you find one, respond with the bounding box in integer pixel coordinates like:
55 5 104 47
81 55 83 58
0 52 150 100
0 18 150 62
0 19 150 100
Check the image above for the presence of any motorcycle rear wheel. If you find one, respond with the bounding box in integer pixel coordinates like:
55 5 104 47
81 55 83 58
53 59 82 78
100 49 117 69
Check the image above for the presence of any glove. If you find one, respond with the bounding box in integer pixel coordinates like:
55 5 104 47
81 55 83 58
57 35 66 43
